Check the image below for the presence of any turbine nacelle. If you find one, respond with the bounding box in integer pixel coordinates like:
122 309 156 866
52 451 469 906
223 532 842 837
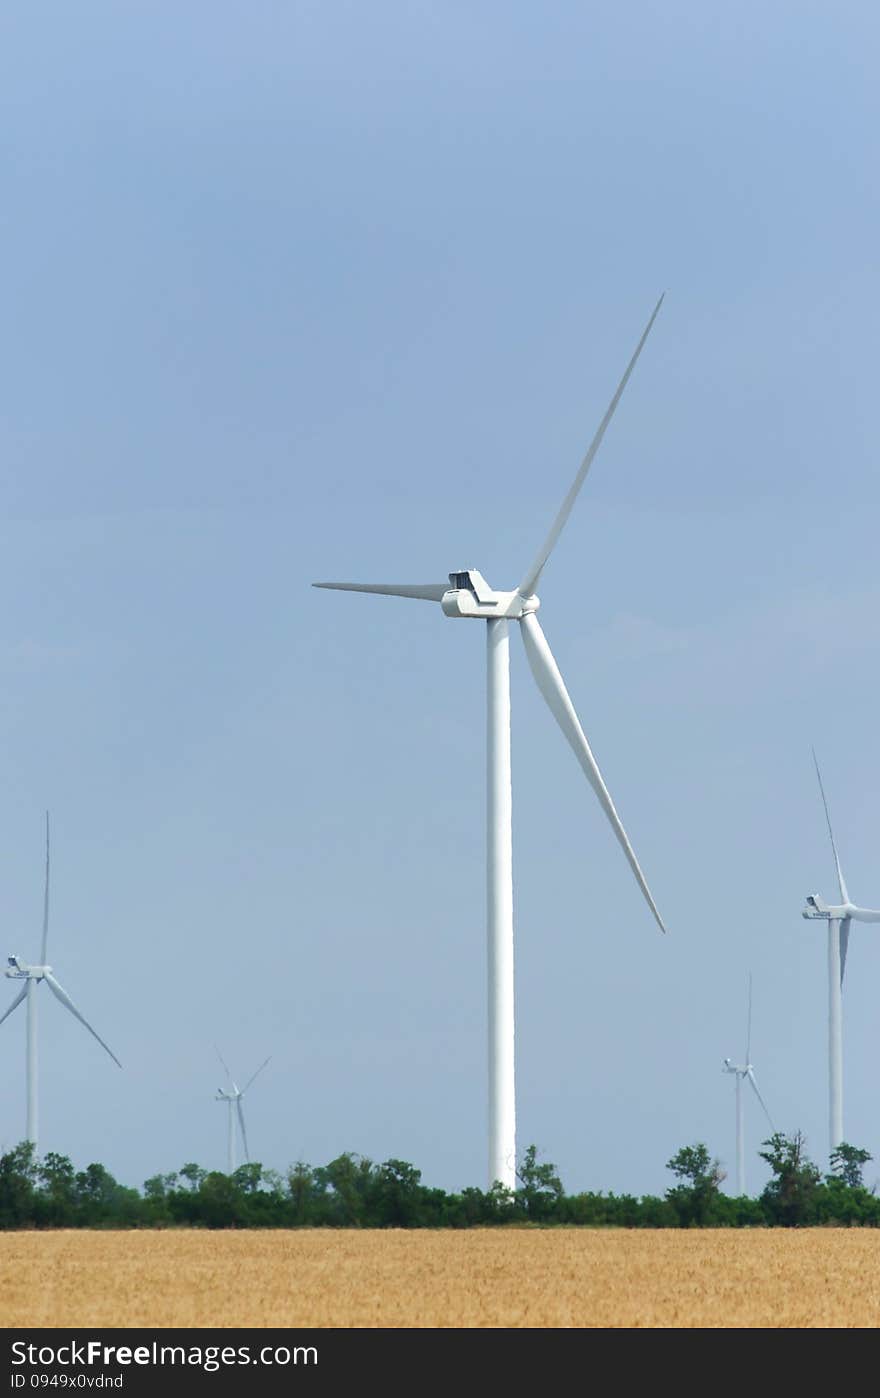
440 571 539 621
723 1058 751 1076
802 894 878 922
803 894 832 920
4 957 51 980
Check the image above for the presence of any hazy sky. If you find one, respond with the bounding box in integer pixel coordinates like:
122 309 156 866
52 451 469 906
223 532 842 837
1 2 879 1198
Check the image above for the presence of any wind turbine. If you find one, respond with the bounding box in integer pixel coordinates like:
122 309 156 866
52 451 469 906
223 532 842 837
314 297 668 1190
215 1050 270 1173
0 814 122 1153
802 752 880 1155
722 973 774 1196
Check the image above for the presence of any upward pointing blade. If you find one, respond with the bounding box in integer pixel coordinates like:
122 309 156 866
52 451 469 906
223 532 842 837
518 294 664 599
215 1044 233 1085
312 582 449 602
0 982 29 1029
745 972 753 1066
236 1098 249 1163
839 915 851 988
242 1057 271 1095
519 612 666 933
812 750 849 904
41 812 50 966
43 973 122 1068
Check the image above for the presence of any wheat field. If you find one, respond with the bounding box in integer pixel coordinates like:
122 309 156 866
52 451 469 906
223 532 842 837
2 1229 879 1328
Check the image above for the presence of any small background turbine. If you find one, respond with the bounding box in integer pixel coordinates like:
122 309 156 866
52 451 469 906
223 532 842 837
722 973 774 1196
214 1048 270 1173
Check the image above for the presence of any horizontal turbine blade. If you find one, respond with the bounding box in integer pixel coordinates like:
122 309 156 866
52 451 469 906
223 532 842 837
519 294 664 599
746 1067 774 1131
236 1098 250 1163
44 973 122 1068
313 582 448 602
519 612 666 933
242 1056 271 1095
848 906 880 923
0 983 29 1028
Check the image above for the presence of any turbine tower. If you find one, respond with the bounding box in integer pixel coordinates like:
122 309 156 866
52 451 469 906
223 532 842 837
215 1050 270 1173
0 814 122 1152
314 297 668 1190
722 973 774 1196
802 752 880 1156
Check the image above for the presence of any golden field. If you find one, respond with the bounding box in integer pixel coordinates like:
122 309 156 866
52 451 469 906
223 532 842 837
2 1228 880 1328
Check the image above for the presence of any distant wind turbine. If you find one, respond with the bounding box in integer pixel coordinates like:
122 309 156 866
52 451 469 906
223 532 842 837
314 297 668 1190
215 1049 270 1172
802 752 880 1155
0 814 122 1153
722 973 774 1196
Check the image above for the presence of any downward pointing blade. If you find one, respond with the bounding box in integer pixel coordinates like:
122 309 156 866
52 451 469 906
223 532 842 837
312 582 449 602
41 812 50 966
242 1057 271 1095
236 1098 249 1163
839 916 851 987
746 1068 774 1131
518 294 664 599
812 750 850 905
519 612 666 933
43 973 122 1068
0 983 29 1028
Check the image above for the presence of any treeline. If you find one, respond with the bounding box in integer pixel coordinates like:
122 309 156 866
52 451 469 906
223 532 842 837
0 1135 876 1230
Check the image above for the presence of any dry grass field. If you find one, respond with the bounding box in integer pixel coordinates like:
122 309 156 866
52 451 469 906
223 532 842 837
2 1228 880 1328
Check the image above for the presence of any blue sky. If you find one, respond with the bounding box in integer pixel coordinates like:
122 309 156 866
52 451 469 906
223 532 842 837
1 2 879 1197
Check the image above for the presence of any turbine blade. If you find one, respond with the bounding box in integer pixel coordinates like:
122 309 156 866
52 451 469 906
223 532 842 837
839 915 851 987
746 1067 774 1131
812 750 849 904
312 582 448 602
40 812 50 966
215 1044 233 1084
242 1056 271 1095
519 612 666 933
236 1098 249 1163
43 973 122 1068
518 294 664 599
0 983 29 1028
848 906 880 923
745 972 753 1066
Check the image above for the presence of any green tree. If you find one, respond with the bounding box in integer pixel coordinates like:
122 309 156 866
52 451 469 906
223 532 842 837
179 1162 207 1192
828 1143 872 1190
0 1142 38 1227
759 1132 821 1227
38 1152 77 1225
286 1161 316 1224
313 1153 377 1225
665 1143 724 1226
515 1144 563 1220
376 1159 424 1226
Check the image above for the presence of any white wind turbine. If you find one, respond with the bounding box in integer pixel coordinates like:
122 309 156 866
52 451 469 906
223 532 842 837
314 297 668 1190
722 973 774 1196
802 752 880 1156
215 1050 270 1173
0 814 122 1152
